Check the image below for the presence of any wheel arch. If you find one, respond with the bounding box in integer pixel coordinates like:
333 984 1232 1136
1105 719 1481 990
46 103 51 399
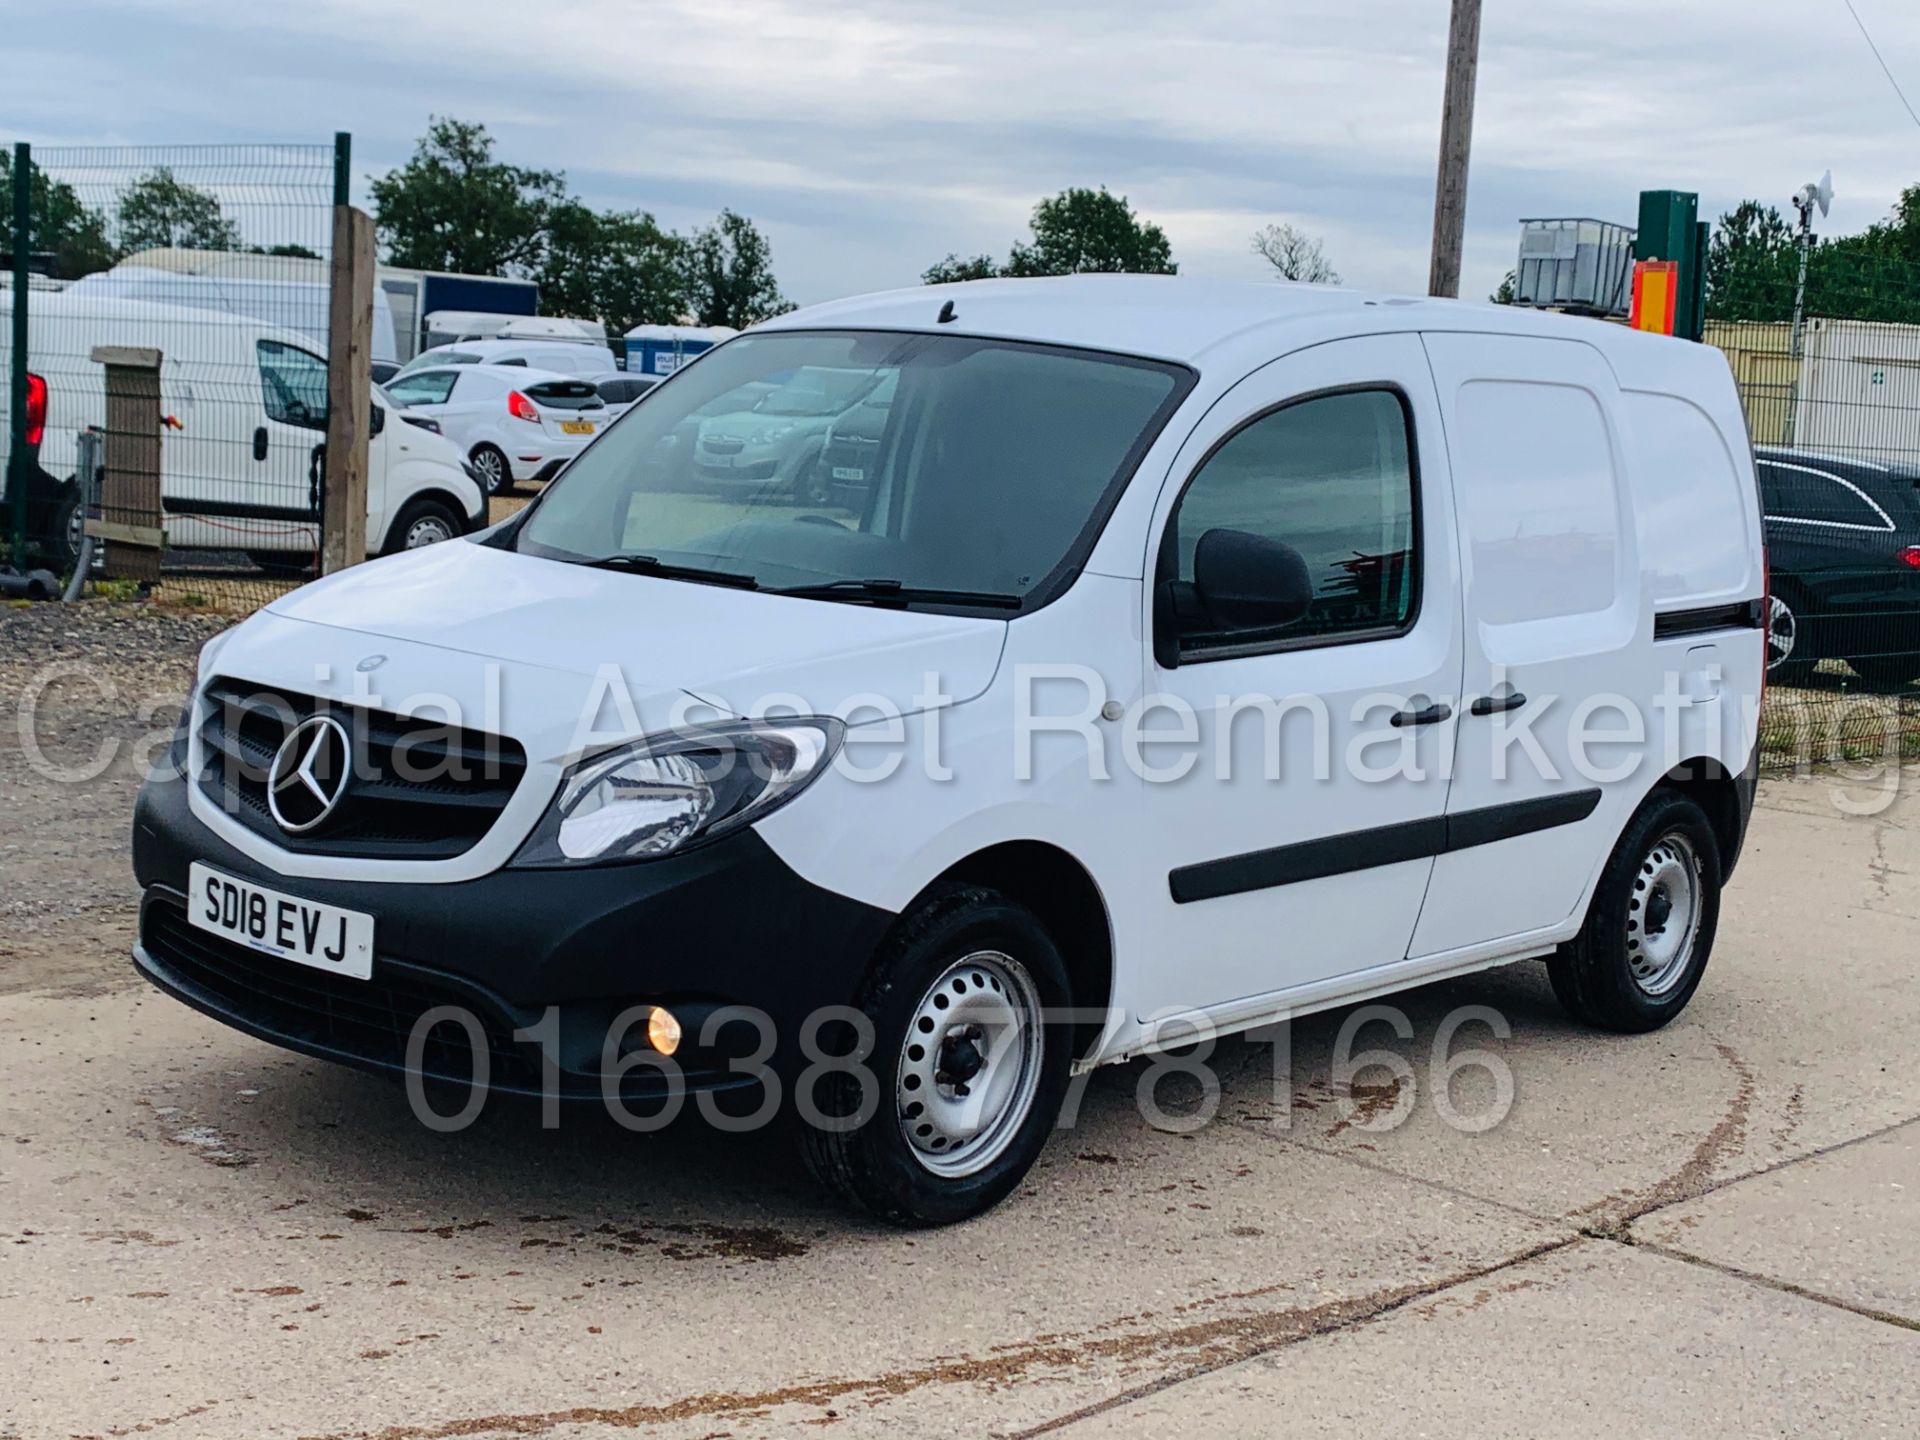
1653 755 1750 882
914 840 1114 1063
382 489 472 552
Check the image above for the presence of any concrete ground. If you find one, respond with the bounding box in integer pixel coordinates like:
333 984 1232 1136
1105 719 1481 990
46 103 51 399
3 609 1917 1438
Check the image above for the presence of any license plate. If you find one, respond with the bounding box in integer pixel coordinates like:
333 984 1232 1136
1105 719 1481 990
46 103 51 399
560 420 596 435
188 862 374 980
831 466 865 481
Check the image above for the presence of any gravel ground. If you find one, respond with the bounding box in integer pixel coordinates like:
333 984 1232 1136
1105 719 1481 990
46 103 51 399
1 602 227 995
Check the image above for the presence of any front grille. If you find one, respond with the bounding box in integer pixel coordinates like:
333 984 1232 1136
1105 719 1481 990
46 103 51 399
701 436 746 455
197 677 527 861
141 898 543 1092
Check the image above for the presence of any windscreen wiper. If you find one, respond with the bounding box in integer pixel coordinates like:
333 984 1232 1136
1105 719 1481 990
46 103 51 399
578 554 760 590
773 578 1023 610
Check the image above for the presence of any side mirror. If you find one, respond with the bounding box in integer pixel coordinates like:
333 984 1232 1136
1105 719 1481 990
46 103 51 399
369 404 386 437
1191 527 1313 632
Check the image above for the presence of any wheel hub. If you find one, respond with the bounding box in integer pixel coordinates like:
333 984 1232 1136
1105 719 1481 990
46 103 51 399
896 952 1044 1179
1626 833 1701 997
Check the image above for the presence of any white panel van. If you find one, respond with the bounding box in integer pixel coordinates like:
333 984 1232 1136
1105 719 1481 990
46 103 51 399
1 291 485 568
131 278 1765 1224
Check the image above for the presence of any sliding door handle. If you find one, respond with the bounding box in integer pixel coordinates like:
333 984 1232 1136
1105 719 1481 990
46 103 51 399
1469 692 1529 717
1390 702 1453 728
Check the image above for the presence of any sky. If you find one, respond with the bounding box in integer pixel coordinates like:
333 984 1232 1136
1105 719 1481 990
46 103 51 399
7 0 1920 308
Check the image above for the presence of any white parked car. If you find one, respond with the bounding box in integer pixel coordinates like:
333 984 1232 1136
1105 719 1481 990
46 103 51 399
382 364 608 495
0 290 482 569
132 277 1765 1225
394 336 618 381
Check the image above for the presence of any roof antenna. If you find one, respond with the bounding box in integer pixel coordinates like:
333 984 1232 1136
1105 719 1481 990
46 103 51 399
936 298 957 324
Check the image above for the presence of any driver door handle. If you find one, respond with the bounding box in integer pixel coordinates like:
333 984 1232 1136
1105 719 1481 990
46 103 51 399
1470 692 1529 717
1390 702 1453 728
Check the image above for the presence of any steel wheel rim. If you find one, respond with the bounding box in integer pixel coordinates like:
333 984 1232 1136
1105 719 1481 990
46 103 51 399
473 451 504 493
896 951 1044 1179
1627 832 1701 996
1767 595 1797 671
405 515 453 549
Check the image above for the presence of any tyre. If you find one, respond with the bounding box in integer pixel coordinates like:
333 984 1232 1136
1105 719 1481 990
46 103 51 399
1765 590 1815 686
1846 653 1920 691
799 884 1074 1226
41 483 82 575
469 444 512 497
383 497 464 556
1548 790 1722 1034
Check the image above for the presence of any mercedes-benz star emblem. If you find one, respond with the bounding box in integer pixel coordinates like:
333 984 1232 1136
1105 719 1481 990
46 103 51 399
356 654 387 673
267 715 352 834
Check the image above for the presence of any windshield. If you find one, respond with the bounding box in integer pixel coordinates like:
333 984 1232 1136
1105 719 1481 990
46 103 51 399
512 330 1190 609
514 332 1182 610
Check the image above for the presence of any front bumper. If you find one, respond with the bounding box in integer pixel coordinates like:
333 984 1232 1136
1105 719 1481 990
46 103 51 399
131 771 895 1101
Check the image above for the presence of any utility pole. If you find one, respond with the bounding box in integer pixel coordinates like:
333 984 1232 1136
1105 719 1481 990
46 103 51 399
1427 0 1483 298
1784 173 1832 450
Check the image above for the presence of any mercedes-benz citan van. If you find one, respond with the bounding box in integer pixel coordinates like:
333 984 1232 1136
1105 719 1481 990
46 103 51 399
132 277 1765 1224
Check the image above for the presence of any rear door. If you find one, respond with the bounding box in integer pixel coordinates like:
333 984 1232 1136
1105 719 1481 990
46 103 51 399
252 338 331 516
1409 333 1640 960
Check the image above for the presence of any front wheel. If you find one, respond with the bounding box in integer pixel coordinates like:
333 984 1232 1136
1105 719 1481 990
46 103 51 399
1548 790 1722 1033
799 885 1074 1226
383 497 464 556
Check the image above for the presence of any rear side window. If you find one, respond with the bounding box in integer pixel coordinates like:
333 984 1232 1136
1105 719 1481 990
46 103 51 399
1763 463 1893 530
387 370 459 407
1166 388 1418 656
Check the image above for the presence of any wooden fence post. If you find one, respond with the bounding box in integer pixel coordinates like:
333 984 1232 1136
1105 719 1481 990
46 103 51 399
321 202 374 575
88 345 165 583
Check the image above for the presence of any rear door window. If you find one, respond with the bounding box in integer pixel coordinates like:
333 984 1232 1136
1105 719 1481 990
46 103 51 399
387 370 460 407
1764 462 1893 530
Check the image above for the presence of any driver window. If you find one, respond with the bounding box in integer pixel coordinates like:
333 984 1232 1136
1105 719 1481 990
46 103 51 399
257 339 330 430
1167 388 1418 656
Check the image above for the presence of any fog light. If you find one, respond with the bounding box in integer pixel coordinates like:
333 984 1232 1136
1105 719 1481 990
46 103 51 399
647 1006 682 1057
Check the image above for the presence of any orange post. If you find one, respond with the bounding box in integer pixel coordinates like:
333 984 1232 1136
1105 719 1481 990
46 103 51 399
1631 260 1679 336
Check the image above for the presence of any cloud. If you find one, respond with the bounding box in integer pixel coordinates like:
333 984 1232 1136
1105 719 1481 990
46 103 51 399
8 0 1920 305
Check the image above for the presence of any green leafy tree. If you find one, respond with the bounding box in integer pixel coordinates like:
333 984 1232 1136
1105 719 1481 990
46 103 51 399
0 152 115 279
370 117 564 276
540 201 688 334
683 209 790 328
117 167 241 253
249 243 321 259
923 253 1000 284
1004 187 1176 277
1704 201 1798 322
1490 270 1517 304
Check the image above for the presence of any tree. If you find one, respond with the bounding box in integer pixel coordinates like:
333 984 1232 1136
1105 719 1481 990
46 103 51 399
1004 187 1176 277
683 209 790 328
250 243 321 259
923 253 1000 285
540 201 688 334
370 117 563 276
0 152 115 279
117 167 241 253
1250 223 1339 284
1490 271 1517 304
1704 201 1797 322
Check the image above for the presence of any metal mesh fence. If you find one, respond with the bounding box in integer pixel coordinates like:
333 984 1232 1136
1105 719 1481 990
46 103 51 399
3 142 338 614
1708 249 1920 772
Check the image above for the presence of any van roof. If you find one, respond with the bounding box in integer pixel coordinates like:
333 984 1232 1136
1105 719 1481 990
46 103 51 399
760 275 1714 376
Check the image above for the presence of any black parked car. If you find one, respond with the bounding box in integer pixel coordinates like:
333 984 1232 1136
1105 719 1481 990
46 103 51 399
1756 446 1920 687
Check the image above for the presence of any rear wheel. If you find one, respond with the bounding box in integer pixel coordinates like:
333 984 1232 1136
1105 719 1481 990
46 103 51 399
469 444 511 497
1766 590 1815 685
383 497 463 557
799 885 1074 1226
42 483 83 574
1548 791 1722 1034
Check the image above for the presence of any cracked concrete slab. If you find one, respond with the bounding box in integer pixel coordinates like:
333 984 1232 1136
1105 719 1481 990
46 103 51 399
1049 1238 1920 1439
1632 1120 1920 1326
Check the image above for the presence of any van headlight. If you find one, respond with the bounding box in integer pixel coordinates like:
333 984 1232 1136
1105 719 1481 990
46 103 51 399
511 719 844 867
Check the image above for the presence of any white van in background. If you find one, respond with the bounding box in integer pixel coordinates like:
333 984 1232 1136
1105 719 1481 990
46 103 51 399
395 336 619 381
65 266 401 365
0 290 483 568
